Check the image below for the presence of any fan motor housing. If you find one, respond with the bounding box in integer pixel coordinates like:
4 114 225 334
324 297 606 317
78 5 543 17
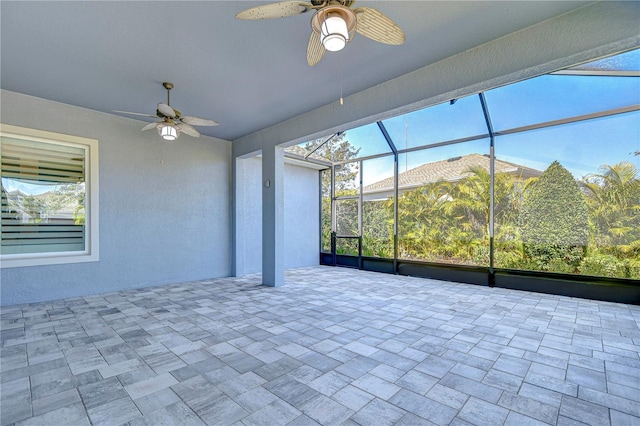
311 0 354 8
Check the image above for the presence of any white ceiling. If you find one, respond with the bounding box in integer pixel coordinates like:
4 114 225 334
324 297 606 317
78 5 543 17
1 1 590 141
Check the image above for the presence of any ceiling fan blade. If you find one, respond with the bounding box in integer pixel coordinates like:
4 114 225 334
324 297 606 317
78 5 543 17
112 110 157 118
307 30 325 66
181 116 219 127
141 121 158 131
178 123 200 138
236 1 313 20
354 7 405 45
157 103 176 118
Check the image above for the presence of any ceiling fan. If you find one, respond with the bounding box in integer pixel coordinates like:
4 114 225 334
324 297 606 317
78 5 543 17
236 0 405 66
113 82 219 141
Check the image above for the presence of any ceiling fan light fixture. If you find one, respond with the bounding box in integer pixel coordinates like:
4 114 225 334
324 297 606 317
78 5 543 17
311 5 357 54
321 15 348 52
157 122 180 141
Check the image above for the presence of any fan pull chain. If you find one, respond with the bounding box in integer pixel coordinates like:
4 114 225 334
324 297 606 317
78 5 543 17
339 54 344 106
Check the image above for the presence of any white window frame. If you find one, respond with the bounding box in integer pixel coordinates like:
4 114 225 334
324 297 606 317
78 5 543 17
0 124 99 268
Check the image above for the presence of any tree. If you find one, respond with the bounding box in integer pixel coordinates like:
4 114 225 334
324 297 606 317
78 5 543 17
396 180 452 261
519 161 589 272
447 166 528 266
48 183 86 225
304 133 361 252
305 133 360 196
581 161 640 278
582 161 640 251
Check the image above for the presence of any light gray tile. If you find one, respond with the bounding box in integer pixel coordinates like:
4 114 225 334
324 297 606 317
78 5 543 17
218 371 266 398
396 370 439 395
331 384 375 412
98 357 144 378
15 402 88 426
610 409 640 426
458 396 509 425
351 398 406 426
129 401 205 426
524 371 578 397
241 399 300 426
499 391 559 424
133 388 180 415
299 394 353 425
78 376 128 410
482 369 523 393
264 374 320 407
566 365 607 392
578 386 639 417
493 354 531 377
87 396 141 425
308 370 351 396
504 411 550 426
389 389 457 425
439 373 503 403
125 372 178 400
195 394 248 425
352 373 401 401
234 386 278 412
32 388 81 417
560 395 611 426
425 383 469 410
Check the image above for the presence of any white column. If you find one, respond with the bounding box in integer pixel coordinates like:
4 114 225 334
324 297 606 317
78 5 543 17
262 146 285 286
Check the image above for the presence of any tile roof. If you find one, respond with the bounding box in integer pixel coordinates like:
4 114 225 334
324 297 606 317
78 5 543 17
363 153 542 194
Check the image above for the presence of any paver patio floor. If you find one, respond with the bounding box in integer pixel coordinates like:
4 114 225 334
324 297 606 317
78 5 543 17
1 266 639 425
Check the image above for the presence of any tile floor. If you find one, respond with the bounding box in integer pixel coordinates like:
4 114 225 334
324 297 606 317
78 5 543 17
1 266 639 426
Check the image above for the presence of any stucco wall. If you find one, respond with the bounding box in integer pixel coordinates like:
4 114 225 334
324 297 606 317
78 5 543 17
1 90 232 306
284 162 320 269
234 156 319 276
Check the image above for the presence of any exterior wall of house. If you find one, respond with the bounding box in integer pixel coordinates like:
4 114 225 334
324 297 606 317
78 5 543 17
1 90 232 306
234 156 319 276
284 162 320 269
234 156 263 276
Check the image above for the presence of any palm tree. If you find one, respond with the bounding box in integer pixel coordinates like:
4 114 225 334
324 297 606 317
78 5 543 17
582 161 640 254
395 180 452 261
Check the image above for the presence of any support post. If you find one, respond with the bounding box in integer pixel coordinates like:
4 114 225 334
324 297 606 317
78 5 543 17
262 146 285 287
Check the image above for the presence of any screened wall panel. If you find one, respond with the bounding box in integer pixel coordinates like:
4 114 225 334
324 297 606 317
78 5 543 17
382 95 487 150
335 198 359 237
320 168 332 253
485 75 640 131
396 139 491 266
334 161 360 197
315 48 639 289
340 123 394 158
362 156 395 258
494 111 640 278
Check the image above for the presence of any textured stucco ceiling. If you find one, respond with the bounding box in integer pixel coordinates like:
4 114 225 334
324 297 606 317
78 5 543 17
0 1 590 141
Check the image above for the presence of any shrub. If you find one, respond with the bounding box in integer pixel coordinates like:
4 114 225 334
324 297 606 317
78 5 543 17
580 253 627 278
520 161 589 271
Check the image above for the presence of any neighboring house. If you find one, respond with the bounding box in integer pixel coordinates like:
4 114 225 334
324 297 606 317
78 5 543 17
363 153 542 201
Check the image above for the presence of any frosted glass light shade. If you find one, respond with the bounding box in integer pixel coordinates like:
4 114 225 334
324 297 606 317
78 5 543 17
158 123 179 140
321 15 348 52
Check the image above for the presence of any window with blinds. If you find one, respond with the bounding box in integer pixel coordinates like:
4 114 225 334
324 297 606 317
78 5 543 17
1 125 98 267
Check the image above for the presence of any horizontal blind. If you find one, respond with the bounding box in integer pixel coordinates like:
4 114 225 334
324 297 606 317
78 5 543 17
1 137 84 183
1 136 86 255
